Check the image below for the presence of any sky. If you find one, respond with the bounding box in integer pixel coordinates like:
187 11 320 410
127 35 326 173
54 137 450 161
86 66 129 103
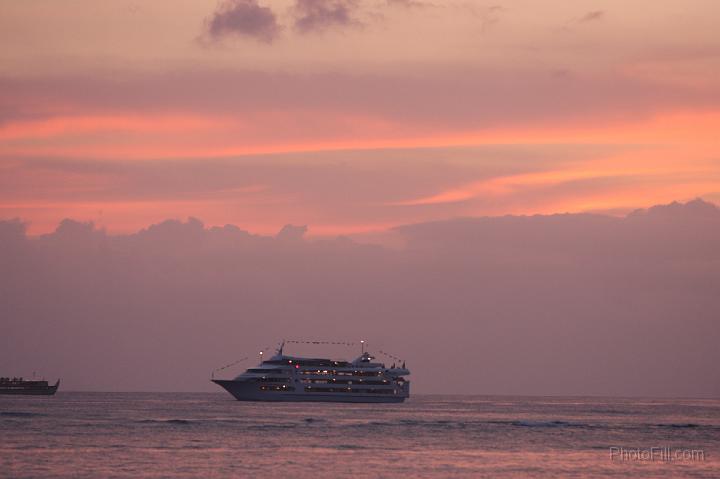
1 1 719 395
1 0 719 235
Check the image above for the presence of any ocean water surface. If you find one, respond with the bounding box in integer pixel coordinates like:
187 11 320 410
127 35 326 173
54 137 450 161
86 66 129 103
1 393 718 478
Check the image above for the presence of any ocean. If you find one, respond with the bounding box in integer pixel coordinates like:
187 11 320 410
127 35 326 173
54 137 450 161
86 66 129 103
1 393 718 478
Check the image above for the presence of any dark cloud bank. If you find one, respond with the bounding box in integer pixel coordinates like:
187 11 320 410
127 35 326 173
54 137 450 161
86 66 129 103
205 0 281 43
293 0 362 34
204 0 363 42
2 199 719 396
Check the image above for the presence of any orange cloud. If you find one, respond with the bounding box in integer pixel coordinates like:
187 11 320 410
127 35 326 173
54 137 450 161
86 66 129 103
0 115 226 142
1 109 717 161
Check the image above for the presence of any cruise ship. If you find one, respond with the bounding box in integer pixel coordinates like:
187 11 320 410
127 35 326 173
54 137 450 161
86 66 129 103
212 342 410 403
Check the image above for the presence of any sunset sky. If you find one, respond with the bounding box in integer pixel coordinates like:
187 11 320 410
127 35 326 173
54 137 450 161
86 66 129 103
2 1 720 395
1 0 719 235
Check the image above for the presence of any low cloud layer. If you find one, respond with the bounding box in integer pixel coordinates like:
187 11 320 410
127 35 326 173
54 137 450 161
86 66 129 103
2 200 718 396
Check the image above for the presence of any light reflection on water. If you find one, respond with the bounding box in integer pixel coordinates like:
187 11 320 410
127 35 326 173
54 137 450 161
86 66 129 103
1 393 719 478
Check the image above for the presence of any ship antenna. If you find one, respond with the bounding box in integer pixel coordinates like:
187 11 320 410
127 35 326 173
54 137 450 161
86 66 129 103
360 340 365 354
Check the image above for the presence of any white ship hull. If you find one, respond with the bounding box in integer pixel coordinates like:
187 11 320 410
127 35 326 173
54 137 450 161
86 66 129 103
213 379 408 403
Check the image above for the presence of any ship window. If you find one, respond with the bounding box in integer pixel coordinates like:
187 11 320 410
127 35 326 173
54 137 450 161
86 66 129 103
260 385 295 391
258 377 290 383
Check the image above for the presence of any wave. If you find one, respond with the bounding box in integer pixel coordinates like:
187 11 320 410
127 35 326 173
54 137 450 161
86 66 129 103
164 419 192 425
345 419 462 429
334 444 369 450
0 411 44 418
303 417 326 423
341 418 600 431
586 408 635 415
481 419 595 429
136 418 311 429
511 420 584 428
137 419 193 425
128 416 714 433
347 418 598 430
654 423 701 429
247 423 298 430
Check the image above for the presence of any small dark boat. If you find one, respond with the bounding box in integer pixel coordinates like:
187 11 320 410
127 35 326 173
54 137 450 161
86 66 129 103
0 377 60 395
